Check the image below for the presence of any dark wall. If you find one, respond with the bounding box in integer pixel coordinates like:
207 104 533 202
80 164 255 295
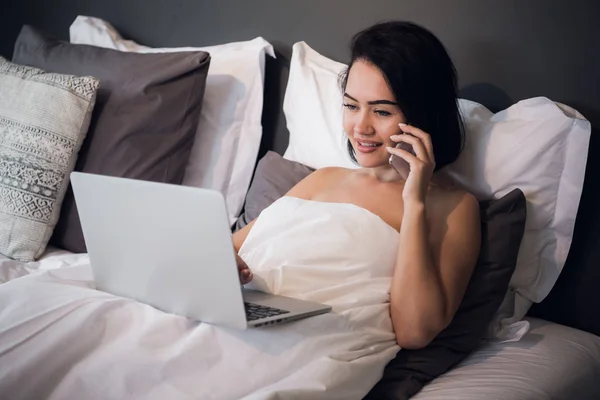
1 0 599 140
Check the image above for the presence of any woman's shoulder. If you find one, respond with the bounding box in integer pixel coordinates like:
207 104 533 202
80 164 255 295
425 184 480 250
430 172 477 202
286 167 352 199
306 166 353 185
428 183 479 221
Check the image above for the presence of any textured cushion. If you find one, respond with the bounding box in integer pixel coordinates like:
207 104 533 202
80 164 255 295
12 25 211 253
0 56 98 261
236 152 526 400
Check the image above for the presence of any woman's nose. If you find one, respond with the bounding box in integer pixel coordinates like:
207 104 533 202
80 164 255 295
353 112 374 135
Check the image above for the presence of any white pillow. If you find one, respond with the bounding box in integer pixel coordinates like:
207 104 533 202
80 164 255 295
283 42 357 169
70 16 275 225
283 41 591 338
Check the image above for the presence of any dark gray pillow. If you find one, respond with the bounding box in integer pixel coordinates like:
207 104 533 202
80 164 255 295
12 25 210 253
236 152 526 400
235 151 314 231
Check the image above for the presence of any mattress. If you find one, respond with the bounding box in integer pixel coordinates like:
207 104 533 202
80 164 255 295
414 317 600 400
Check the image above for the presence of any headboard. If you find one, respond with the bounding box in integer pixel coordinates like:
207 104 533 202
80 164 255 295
2 0 599 333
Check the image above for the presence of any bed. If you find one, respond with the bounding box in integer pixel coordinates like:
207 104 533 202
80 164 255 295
1 250 599 400
1 1 600 399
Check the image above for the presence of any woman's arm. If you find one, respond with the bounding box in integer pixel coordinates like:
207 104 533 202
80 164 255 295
233 219 257 284
386 123 480 349
233 219 256 253
390 193 480 349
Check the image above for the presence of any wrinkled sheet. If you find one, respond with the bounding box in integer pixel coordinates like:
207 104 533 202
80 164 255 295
0 247 88 284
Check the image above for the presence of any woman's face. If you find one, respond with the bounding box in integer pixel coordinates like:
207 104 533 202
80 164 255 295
343 60 407 168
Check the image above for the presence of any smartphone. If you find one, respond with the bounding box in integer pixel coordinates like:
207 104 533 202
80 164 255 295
389 140 415 180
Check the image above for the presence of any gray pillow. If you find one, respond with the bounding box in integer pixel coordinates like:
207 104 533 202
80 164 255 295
0 56 99 261
236 151 526 400
235 151 314 231
12 25 211 253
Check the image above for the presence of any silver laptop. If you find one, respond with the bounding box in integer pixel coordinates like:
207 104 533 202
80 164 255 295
70 172 331 330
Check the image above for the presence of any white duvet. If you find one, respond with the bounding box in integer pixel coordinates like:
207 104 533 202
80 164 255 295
0 197 401 400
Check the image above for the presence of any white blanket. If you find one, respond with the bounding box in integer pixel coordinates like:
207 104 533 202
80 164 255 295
0 197 401 399
0 246 88 284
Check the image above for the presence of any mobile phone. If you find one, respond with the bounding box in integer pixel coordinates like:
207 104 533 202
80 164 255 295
389 140 415 180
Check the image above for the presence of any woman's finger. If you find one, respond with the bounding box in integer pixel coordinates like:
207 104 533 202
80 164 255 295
241 268 253 284
236 254 253 284
398 123 435 162
390 133 429 162
236 254 248 270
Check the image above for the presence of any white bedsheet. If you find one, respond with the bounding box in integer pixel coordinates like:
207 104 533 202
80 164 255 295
0 247 87 284
0 197 402 400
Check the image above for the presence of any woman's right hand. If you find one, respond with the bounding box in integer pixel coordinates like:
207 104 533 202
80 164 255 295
236 253 253 285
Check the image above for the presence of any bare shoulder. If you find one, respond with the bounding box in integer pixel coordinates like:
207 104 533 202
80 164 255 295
285 167 351 200
427 186 480 238
429 185 479 216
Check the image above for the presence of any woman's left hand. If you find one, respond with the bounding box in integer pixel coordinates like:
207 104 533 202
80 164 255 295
387 123 436 205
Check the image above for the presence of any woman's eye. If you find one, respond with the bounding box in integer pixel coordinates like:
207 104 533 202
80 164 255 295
343 103 358 111
375 110 391 117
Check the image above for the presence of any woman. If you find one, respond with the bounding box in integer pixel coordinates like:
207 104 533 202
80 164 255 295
234 21 481 350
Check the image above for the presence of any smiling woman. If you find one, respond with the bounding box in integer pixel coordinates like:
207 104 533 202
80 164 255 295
234 20 481 351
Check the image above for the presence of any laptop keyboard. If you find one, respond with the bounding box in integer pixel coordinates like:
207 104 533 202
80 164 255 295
244 302 290 322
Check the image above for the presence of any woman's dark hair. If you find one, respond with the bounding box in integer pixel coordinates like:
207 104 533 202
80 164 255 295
341 21 464 170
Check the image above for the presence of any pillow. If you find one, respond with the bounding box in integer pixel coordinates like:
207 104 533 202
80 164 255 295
235 151 314 231
70 15 275 225
0 56 98 261
235 152 527 399
12 25 211 254
282 41 591 337
528 127 600 336
443 98 590 330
